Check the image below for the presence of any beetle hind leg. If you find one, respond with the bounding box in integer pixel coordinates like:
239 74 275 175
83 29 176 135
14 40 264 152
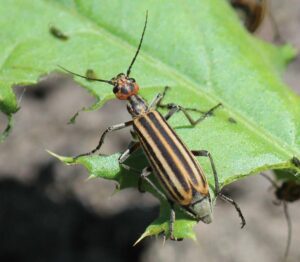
218 193 246 228
192 149 246 228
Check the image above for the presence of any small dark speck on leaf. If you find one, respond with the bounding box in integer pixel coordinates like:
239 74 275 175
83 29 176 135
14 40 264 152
49 26 69 41
228 117 237 124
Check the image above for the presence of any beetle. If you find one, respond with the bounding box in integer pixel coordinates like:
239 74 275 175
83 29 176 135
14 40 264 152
261 170 300 260
229 0 282 42
229 0 266 32
59 12 245 239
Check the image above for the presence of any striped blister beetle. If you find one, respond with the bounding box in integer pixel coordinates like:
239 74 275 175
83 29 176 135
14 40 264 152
60 12 245 240
229 0 282 42
229 0 267 32
261 163 300 260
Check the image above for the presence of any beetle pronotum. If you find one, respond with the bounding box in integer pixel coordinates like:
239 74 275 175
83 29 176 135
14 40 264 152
60 12 245 239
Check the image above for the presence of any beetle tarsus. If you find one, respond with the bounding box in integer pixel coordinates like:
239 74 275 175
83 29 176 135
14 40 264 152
218 193 246 228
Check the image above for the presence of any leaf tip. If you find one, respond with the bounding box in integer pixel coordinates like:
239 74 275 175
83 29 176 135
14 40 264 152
280 44 298 63
133 231 151 246
46 150 74 164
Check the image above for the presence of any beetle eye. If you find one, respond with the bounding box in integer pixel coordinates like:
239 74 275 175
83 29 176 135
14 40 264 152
129 78 136 83
117 73 125 78
113 85 119 94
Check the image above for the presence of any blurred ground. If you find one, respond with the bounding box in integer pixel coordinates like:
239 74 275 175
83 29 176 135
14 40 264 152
0 1 300 261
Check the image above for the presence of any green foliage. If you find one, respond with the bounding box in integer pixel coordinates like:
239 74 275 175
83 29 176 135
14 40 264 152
1 0 300 241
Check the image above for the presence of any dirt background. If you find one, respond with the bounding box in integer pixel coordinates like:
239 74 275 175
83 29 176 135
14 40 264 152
0 1 299 262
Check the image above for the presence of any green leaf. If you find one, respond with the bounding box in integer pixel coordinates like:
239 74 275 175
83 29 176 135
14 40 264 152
2 0 300 241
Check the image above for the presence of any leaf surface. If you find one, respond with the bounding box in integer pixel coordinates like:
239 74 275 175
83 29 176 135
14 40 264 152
1 0 300 240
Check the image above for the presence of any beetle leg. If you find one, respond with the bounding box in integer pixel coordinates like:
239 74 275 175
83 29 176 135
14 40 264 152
74 120 133 159
157 86 170 105
118 141 141 164
191 150 219 192
138 167 168 202
166 202 185 241
155 86 220 116
123 164 167 200
124 165 180 240
119 145 167 199
218 193 246 228
148 93 163 109
164 101 222 124
138 166 152 193
155 86 222 123
147 86 170 110
118 142 142 180
192 150 246 228
283 201 292 260
148 85 222 124
169 202 176 240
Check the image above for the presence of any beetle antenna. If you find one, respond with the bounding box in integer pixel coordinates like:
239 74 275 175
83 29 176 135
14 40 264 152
126 11 148 77
58 65 113 85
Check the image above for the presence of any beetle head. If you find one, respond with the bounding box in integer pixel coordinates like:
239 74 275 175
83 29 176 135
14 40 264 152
111 73 140 100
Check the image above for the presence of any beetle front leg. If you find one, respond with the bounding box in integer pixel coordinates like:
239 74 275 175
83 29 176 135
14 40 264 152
164 102 222 124
159 97 222 127
192 150 246 228
153 86 222 123
169 202 176 240
157 86 207 114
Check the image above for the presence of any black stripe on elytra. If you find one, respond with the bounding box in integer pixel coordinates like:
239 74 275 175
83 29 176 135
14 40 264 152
135 126 184 202
133 119 185 200
164 116 206 187
137 135 182 202
138 115 191 193
147 112 198 187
